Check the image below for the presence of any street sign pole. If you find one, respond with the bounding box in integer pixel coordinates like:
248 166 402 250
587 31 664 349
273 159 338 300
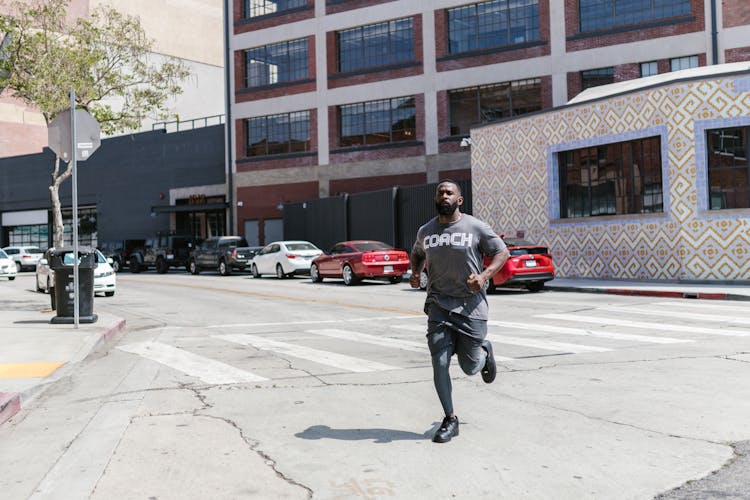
70 89 79 329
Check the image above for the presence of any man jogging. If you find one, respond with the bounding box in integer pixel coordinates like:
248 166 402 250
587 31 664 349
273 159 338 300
409 180 509 443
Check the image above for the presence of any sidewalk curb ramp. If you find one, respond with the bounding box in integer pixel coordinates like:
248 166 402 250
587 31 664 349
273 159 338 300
0 317 126 426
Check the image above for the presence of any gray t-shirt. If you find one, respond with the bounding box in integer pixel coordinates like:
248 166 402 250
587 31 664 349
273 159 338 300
412 213 505 319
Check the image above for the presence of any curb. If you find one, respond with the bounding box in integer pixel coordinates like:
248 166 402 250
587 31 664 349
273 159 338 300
548 286 750 301
0 316 126 427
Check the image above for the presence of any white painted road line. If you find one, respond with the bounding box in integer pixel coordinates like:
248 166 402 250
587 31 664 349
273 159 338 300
117 342 268 384
214 334 401 373
539 313 750 337
305 329 429 353
487 334 610 353
205 315 417 329
594 306 750 325
653 301 750 314
488 320 691 344
392 324 515 361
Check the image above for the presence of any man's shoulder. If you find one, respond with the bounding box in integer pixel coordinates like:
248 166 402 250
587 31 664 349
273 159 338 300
418 216 439 233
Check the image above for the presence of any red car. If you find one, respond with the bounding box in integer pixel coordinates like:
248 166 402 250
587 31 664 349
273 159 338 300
311 240 410 286
485 238 554 292
418 238 554 293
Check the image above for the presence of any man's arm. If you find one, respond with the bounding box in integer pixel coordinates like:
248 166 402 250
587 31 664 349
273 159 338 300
467 247 510 292
409 246 426 289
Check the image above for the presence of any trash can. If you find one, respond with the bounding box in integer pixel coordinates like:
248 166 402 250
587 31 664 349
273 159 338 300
49 246 98 324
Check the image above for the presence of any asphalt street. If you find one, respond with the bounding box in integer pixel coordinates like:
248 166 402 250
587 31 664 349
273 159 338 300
1 271 749 499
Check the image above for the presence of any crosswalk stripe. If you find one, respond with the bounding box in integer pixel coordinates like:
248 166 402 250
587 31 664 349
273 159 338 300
305 329 428 353
594 306 750 325
538 313 750 337
205 315 416 329
116 342 268 384
488 320 690 344
653 301 750 313
487 334 610 353
214 334 401 373
392 324 515 361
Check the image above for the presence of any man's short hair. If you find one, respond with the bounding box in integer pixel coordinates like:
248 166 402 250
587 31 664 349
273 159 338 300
436 179 461 195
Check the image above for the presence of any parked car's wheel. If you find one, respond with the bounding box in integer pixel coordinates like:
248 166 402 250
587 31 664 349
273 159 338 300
419 269 428 290
105 291 115 297
219 260 231 276
251 263 260 278
155 258 169 274
527 282 544 292
342 264 358 286
189 259 200 275
46 277 51 294
36 275 43 292
111 259 120 273
15 262 21 273
310 263 323 283
275 264 286 279
129 257 141 273
389 276 402 284
9 276 15 281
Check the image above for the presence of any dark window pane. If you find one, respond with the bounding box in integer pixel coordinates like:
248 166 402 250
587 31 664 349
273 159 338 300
579 0 690 32
245 38 308 88
243 0 307 19
581 67 614 90
448 0 539 54
338 97 416 147
559 136 663 217
707 128 750 209
245 111 310 158
337 18 414 73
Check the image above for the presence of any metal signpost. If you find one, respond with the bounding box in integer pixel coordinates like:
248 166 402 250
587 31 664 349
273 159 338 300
47 90 101 328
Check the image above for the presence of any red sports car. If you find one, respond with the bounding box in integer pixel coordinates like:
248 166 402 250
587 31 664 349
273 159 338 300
418 238 554 293
485 238 554 292
311 240 410 286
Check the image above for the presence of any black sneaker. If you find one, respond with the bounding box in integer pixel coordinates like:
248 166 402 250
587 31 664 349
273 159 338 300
481 340 497 383
432 415 459 443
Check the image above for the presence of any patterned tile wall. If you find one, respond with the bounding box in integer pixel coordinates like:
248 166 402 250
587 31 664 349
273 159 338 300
472 72 750 281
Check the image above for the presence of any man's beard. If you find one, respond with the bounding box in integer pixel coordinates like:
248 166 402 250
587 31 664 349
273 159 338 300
435 200 458 216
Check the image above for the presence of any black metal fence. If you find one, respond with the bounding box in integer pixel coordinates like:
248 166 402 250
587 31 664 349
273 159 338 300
283 180 472 252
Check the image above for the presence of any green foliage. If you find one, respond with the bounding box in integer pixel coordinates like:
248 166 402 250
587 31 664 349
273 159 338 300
0 0 190 134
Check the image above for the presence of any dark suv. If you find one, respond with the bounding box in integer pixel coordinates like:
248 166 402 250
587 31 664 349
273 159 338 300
99 239 145 272
188 236 252 275
129 233 198 274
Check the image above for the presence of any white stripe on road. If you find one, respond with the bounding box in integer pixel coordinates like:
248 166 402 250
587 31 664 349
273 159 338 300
488 320 690 344
392 324 515 361
214 334 401 373
594 306 750 325
305 329 429 353
652 301 750 314
487 334 610 353
205 315 417 329
117 342 268 384
538 313 750 337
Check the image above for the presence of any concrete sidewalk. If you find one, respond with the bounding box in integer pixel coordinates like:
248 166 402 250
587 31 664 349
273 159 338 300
0 302 125 425
2 274 749 426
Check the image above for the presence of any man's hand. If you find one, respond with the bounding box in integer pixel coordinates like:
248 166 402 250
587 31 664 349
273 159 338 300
467 273 485 293
409 272 421 288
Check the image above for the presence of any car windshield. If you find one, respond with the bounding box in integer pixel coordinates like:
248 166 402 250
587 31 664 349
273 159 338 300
354 242 392 251
27 248 43 254
286 242 318 251
0 249 7 259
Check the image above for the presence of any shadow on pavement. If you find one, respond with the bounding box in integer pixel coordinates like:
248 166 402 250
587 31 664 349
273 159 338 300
295 424 429 443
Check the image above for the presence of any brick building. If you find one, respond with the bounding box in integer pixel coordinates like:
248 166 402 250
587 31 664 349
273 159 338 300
227 0 750 245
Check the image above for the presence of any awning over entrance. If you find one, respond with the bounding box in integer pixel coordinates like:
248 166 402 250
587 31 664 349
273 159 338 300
150 203 229 213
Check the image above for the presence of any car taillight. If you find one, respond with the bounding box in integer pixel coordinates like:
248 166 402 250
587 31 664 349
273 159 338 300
22 255 31 259
286 254 297 259
167 249 174 255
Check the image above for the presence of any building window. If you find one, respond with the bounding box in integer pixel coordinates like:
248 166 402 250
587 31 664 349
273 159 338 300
581 67 614 90
245 39 308 88
246 111 310 157
339 96 416 147
706 127 749 210
338 18 414 73
670 55 698 72
640 61 658 77
243 0 307 19
448 78 542 136
579 0 690 32
559 137 663 218
447 0 539 54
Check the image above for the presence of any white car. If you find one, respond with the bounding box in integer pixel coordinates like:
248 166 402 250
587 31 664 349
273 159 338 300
250 240 323 279
2 245 44 272
36 249 117 297
0 249 18 280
